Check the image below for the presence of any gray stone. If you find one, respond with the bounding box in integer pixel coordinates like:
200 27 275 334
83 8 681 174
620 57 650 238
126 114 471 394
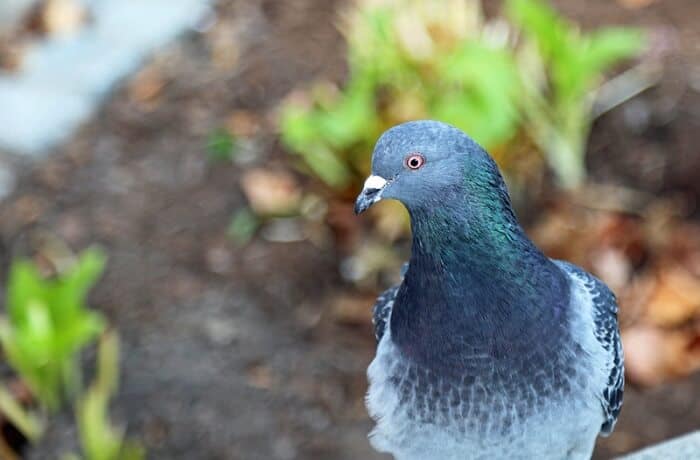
618 431 700 459
0 0 38 31
0 0 212 154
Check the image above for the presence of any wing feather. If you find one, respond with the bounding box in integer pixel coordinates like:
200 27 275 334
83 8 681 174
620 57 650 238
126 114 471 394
556 261 624 435
372 262 407 342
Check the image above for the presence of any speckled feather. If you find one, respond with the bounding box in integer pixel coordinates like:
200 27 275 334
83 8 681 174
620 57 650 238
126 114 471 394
373 285 398 342
555 261 624 435
370 260 624 441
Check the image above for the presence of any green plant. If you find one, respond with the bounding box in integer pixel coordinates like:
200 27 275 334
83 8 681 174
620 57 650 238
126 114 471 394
206 129 238 162
0 383 43 442
227 207 260 246
0 248 106 412
280 0 522 190
280 0 644 192
64 332 145 460
508 0 644 187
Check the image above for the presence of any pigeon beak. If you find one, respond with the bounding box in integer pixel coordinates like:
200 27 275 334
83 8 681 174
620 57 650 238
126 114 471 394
355 175 387 215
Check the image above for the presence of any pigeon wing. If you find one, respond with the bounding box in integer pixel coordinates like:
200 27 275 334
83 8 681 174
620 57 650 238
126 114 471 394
372 285 398 342
372 263 408 342
557 261 624 435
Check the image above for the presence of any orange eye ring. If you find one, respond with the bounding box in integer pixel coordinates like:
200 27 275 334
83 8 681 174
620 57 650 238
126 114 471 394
404 153 425 170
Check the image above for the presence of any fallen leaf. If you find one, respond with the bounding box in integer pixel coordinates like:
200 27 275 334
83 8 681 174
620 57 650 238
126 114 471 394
591 248 631 293
41 0 88 37
128 67 166 107
13 195 46 225
371 200 410 242
240 169 302 216
246 363 274 390
330 294 375 326
325 200 362 249
623 326 700 386
225 110 262 138
644 267 700 327
617 0 657 10
207 20 240 69
0 37 28 71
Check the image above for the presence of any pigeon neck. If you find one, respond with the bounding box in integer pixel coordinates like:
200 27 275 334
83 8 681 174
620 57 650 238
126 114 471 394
390 195 570 374
407 180 546 273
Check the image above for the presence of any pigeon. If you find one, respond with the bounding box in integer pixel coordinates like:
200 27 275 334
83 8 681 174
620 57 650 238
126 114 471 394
354 120 623 460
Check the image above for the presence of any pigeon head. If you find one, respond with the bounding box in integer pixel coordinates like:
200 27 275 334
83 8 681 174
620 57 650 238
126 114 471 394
354 120 502 215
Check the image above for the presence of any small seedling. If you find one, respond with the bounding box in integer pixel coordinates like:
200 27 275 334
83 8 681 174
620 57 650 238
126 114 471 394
227 208 260 246
64 332 145 460
206 129 238 162
0 248 107 412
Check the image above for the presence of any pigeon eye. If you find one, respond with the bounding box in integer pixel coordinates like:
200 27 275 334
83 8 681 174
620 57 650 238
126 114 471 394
404 153 425 170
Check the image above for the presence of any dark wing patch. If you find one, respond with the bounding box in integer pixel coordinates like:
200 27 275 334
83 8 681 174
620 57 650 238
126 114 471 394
373 285 399 342
372 262 407 342
556 261 624 435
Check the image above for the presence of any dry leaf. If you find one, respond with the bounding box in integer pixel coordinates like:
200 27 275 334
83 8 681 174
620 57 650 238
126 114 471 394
326 200 362 249
617 0 657 10
128 67 166 106
0 36 28 71
623 326 700 386
225 110 262 138
246 363 274 390
330 294 375 326
644 267 700 327
371 200 409 242
240 169 302 216
591 248 631 293
207 20 240 69
41 0 88 37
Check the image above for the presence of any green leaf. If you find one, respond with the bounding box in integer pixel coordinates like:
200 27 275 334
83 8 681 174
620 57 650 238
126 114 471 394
299 144 352 188
6 261 46 326
508 0 643 187
95 332 120 406
78 386 121 460
280 105 322 153
227 208 260 245
206 129 237 162
50 248 106 326
76 333 145 460
507 0 569 59
1 248 107 411
433 43 520 148
582 28 645 76
279 0 643 191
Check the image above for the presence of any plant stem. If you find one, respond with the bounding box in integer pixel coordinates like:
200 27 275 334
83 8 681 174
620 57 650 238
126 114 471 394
0 384 44 442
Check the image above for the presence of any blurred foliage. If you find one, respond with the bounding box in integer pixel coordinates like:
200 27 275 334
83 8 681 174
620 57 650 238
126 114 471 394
0 383 44 444
279 0 644 191
0 248 146 458
508 0 645 187
65 332 145 460
280 0 519 189
227 208 260 246
206 129 238 163
0 248 106 412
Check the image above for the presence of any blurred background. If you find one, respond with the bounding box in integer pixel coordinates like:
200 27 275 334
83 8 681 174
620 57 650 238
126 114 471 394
0 0 699 459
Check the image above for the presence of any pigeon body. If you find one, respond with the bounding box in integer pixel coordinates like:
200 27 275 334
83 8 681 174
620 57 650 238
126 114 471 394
355 121 623 460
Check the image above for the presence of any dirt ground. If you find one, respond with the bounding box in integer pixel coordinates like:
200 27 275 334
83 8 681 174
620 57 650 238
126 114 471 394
1 0 699 459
